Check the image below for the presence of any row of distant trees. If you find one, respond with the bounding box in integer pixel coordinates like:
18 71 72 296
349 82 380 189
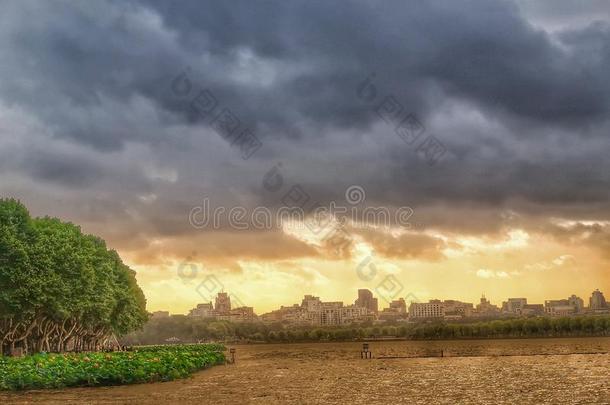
122 314 610 345
410 316 610 340
0 199 148 355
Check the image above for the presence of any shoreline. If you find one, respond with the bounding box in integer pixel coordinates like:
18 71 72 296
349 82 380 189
202 333 610 345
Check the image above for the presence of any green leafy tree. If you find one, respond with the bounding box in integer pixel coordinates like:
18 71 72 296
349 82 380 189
0 199 148 355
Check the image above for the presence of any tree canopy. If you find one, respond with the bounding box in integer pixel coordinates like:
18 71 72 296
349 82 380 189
0 198 148 355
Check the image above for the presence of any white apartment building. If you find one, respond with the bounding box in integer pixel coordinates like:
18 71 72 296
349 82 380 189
409 300 444 319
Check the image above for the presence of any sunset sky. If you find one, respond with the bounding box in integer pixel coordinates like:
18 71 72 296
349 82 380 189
1 0 609 314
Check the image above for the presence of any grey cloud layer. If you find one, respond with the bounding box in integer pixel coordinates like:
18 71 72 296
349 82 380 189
1 0 610 252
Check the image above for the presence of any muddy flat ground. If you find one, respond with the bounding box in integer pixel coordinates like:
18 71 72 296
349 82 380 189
1 337 609 404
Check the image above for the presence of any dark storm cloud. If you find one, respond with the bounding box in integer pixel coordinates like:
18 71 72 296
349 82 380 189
145 0 610 128
3 0 610 148
541 220 610 260
24 152 104 188
1 0 610 247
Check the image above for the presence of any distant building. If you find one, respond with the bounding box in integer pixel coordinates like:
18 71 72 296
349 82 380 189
389 298 407 313
341 305 369 323
355 289 378 314
502 298 528 314
320 301 343 325
475 295 500 317
187 292 257 321
589 289 608 310
261 293 374 325
189 302 214 318
379 298 407 321
218 306 257 322
545 295 584 316
318 301 371 325
408 299 476 320
260 304 305 324
215 292 231 314
443 300 474 319
544 301 574 317
409 300 444 320
520 304 545 316
151 310 170 319
302 295 322 312
568 295 585 313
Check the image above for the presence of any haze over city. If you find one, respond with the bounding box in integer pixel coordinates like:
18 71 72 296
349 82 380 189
1 0 609 316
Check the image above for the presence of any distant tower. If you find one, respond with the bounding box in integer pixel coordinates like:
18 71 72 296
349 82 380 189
589 289 607 310
355 289 378 314
215 292 231 314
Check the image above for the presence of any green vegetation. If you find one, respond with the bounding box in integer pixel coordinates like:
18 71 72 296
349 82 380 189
0 343 225 390
410 316 610 339
123 315 610 345
0 198 148 355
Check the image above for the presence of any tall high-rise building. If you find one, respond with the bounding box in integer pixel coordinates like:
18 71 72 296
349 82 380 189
589 289 607 310
215 292 231 314
355 289 378 314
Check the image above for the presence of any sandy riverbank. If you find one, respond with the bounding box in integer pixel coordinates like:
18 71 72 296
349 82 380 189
1 338 609 404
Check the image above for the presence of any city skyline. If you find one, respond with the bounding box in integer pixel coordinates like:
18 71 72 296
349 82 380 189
157 286 608 318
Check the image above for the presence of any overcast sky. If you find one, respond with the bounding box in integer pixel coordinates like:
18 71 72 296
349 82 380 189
1 0 609 313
